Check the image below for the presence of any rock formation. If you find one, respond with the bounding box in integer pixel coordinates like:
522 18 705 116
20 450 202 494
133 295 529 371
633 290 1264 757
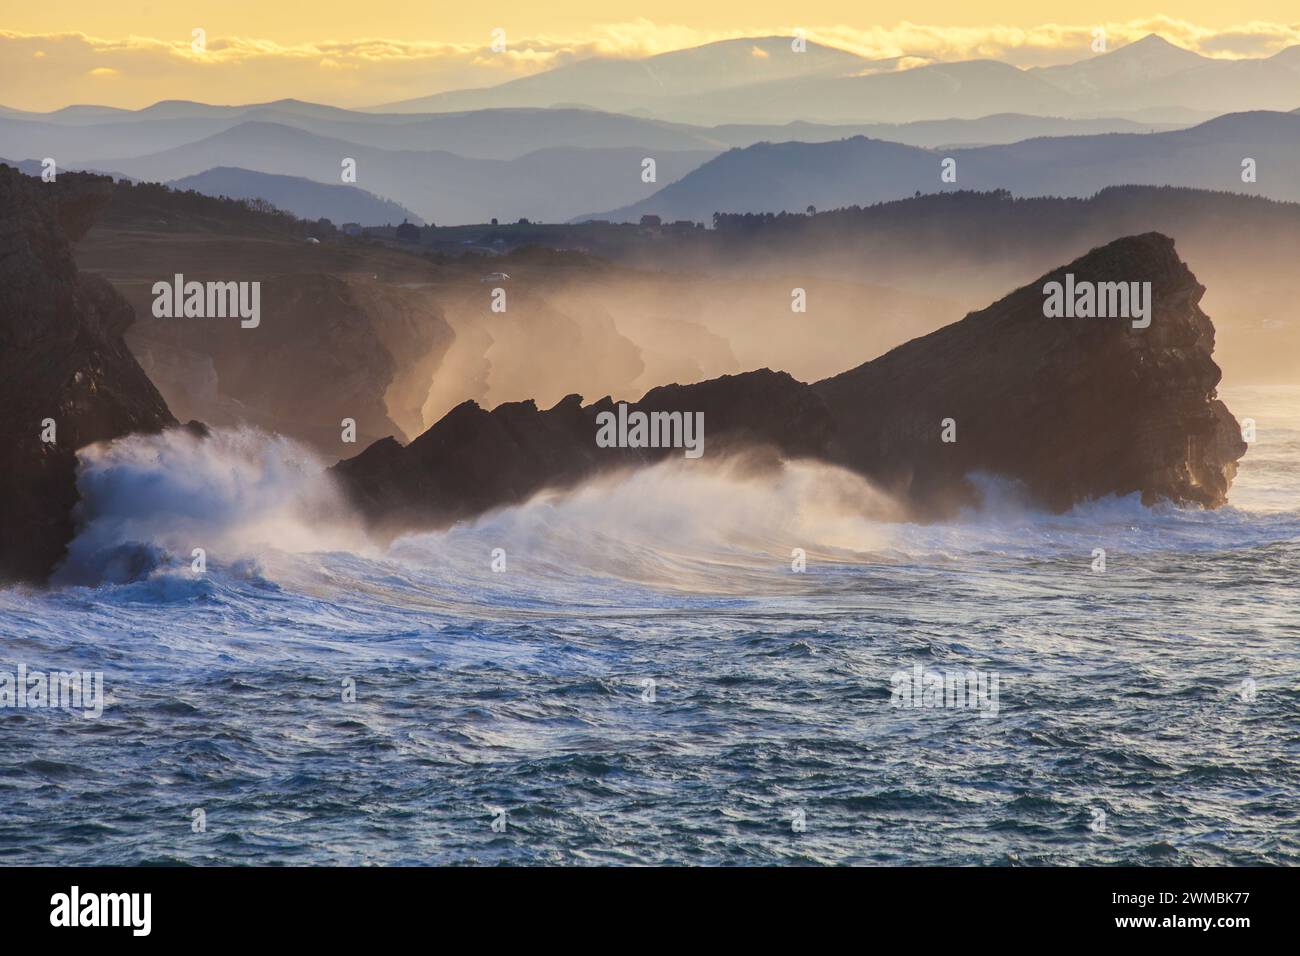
0 175 1244 586
0 165 176 583
333 369 830 535
814 232 1244 512
332 233 1245 532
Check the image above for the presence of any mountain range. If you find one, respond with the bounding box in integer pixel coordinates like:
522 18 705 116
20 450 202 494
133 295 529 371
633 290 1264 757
3 104 1279 226
0 99 1182 162
374 35 1300 125
13 34 1271 129
8 120 717 224
591 110 1300 221
2 34 1297 225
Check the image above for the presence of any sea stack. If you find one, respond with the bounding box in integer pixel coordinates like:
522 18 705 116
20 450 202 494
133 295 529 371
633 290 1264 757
814 232 1246 512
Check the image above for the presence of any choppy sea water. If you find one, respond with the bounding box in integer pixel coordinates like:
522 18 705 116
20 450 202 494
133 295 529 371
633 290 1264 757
1 385 1296 866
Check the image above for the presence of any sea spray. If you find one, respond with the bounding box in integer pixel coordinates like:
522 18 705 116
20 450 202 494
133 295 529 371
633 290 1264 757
54 426 367 586
389 456 903 595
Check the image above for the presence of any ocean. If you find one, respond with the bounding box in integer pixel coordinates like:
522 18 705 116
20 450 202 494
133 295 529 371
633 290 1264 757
1 385 1296 865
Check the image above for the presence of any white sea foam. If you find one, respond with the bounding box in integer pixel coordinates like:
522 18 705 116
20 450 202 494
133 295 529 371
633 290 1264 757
49 388 1300 594
54 426 367 587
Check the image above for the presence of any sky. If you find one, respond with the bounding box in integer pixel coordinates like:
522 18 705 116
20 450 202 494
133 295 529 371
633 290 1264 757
4 3 1300 110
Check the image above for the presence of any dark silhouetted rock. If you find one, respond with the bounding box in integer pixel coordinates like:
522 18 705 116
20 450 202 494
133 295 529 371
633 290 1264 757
333 370 830 535
0 165 176 583
332 232 1245 533
814 232 1245 512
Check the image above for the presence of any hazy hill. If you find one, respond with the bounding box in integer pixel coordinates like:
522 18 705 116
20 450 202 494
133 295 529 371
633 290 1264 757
0 101 1186 168
0 105 730 161
0 115 247 161
677 59 1077 125
968 110 1300 195
707 114 1181 149
0 98 373 125
376 37 876 114
1033 36 1300 115
422 57 1078 126
0 157 45 176
1032 34 1210 94
587 138 937 221
592 110 1300 220
78 121 719 223
6 35 1296 133
375 33 1300 125
168 167 421 225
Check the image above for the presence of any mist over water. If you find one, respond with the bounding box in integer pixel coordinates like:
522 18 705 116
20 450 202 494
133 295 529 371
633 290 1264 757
0 386 1296 865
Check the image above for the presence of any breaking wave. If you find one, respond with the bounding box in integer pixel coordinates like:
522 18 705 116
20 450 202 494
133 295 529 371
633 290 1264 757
54 426 367 587
48 408 1300 597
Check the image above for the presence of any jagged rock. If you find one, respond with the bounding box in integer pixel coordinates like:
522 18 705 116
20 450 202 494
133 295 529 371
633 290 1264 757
814 232 1245 511
333 370 829 535
0 165 176 583
332 233 1245 532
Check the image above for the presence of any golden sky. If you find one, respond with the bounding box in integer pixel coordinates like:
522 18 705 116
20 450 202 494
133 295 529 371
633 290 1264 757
4 4 1300 110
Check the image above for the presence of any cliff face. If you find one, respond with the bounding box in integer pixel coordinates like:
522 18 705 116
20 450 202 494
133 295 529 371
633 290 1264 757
0 166 176 583
119 274 453 455
71 182 462 458
332 233 1245 532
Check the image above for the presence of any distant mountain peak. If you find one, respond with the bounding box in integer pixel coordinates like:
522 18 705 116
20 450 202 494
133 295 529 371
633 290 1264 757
1111 34 1202 60
1130 33 1182 49
1032 32 1208 97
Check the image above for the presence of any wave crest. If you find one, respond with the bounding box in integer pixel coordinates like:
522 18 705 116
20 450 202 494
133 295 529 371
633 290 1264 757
55 427 364 587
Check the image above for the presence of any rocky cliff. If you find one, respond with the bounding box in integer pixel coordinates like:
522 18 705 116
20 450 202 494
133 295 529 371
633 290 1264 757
0 165 176 583
815 232 1244 512
332 233 1245 532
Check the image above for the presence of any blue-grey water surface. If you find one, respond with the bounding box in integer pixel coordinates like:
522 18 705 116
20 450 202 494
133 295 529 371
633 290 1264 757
1 386 1296 865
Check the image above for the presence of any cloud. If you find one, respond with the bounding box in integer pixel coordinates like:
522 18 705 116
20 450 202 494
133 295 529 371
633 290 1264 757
2 18 1299 111
0 31 515 109
802 17 1300 66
